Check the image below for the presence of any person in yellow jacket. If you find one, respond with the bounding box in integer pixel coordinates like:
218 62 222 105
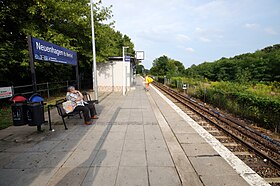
144 75 153 91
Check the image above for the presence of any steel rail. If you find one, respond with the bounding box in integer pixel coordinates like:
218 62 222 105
153 82 280 169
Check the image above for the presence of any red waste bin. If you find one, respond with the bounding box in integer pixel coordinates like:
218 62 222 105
10 94 28 126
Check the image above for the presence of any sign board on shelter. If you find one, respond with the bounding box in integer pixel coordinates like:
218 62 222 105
125 55 131 62
0 87 13 99
31 37 77 66
135 51 144 60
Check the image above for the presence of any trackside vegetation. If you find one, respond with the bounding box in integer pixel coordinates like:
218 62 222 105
167 77 280 132
151 45 280 132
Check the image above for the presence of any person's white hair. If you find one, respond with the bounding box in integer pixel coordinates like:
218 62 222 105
67 86 75 92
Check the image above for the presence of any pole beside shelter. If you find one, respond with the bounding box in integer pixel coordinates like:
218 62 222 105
90 0 98 103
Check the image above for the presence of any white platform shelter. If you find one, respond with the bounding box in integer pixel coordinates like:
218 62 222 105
97 57 136 92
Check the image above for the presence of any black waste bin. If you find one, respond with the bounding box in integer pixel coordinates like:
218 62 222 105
27 94 45 126
11 94 28 126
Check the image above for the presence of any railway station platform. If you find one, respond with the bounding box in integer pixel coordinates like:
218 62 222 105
0 77 269 186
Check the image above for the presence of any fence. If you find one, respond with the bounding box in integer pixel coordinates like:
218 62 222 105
0 79 93 103
11 80 77 99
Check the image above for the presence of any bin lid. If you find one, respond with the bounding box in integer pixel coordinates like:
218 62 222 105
29 94 44 102
11 95 27 102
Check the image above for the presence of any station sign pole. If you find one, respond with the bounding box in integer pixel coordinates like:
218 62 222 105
28 36 37 93
122 46 129 96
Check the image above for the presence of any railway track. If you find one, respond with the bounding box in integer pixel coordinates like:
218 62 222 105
152 81 280 185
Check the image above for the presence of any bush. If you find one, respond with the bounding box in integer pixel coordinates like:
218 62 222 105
162 77 280 132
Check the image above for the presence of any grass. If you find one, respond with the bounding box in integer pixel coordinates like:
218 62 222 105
0 106 12 130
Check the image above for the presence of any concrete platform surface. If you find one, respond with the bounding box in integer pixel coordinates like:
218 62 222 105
0 77 269 186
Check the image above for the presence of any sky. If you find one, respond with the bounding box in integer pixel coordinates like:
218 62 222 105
102 0 280 69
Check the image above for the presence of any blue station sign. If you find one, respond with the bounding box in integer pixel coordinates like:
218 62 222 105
125 55 131 62
31 37 77 66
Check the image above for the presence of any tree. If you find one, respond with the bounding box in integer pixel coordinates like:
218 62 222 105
150 55 185 77
136 64 144 74
0 0 135 86
185 44 280 82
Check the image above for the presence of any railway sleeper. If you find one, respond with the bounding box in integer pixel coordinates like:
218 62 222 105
233 151 254 156
264 177 280 184
222 142 241 147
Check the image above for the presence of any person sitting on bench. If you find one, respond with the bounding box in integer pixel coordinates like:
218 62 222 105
66 86 98 125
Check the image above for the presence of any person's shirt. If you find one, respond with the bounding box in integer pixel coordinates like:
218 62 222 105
66 92 85 106
145 76 149 83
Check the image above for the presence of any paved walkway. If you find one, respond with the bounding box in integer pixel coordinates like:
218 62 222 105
0 77 268 186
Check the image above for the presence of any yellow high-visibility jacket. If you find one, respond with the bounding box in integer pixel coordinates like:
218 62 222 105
146 76 153 83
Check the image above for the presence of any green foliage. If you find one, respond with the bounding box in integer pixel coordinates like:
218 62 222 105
0 105 12 130
150 43 280 132
136 64 144 74
150 55 185 78
185 44 280 83
168 77 280 131
0 0 135 86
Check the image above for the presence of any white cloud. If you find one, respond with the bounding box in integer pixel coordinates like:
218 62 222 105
192 0 233 19
199 37 211 42
185 47 195 53
176 34 191 42
245 23 259 29
178 45 194 53
102 0 280 69
265 27 278 35
195 27 205 33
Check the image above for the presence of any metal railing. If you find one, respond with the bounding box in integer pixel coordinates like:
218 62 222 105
11 80 77 99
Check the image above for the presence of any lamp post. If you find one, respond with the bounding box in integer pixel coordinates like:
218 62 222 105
90 0 98 102
122 46 129 96
110 61 115 92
